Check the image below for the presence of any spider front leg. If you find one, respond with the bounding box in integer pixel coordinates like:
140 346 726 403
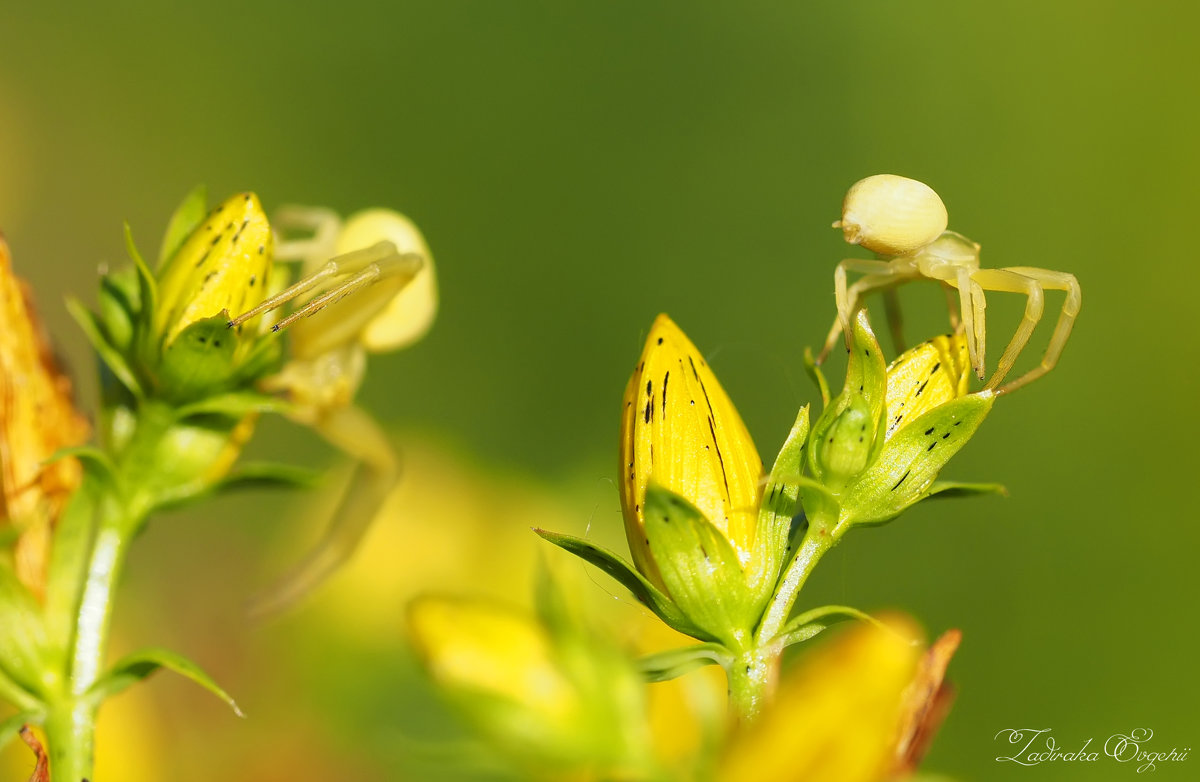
941 267 988 382
990 267 1081 395
272 205 343 263
228 242 424 340
967 268 1045 392
247 402 400 619
816 258 900 364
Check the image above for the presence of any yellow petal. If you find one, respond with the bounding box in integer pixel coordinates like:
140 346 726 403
407 596 578 721
718 617 922 782
155 192 273 347
619 314 762 584
883 333 970 441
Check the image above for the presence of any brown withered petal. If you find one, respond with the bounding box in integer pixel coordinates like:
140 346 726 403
19 725 50 782
891 628 961 777
0 236 90 597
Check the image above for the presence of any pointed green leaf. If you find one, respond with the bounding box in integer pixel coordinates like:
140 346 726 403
841 392 995 526
66 297 144 398
0 564 49 699
637 642 732 682
158 185 208 269
125 223 157 335
751 405 809 603
0 711 43 754
534 529 709 641
807 312 887 486
774 604 889 650
43 446 118 486
97 269 140 353
88 647 243 716
921 480 1008 501
215 462 321 492
641 485 754 647
843 311 888 421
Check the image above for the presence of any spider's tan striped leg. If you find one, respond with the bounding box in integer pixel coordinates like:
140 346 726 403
247 403 400 619
229 242 422 333
816 258 898 364
993 267 1081 395
968 269 1045 392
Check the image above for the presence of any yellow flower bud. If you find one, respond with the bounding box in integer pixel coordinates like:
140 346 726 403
154 192 273 348
619 315 763 588
883 332 972 441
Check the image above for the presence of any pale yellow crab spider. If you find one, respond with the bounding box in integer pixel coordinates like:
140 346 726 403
816 174 1081 396
230 206 437 617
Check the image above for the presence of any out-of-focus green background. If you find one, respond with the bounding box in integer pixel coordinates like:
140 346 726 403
2 2 1197 780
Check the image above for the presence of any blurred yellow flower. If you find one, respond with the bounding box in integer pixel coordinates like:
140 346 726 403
718 617 961 782
0 236 89 598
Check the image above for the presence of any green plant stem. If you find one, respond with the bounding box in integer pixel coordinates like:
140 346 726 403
755 514 837 645
44 403 169 780
723 510 840 723
725 646 779 725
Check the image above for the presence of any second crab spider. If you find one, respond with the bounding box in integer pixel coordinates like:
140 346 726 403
229 206 437 617
815 174 1081 396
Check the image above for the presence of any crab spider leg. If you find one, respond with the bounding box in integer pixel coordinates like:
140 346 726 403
819 271 902 363
947 267 987 381
229 242 422 331
271 205 342 263
991 267 1081 396
247 403 400 619
967 269 1045 391
817 259 906 363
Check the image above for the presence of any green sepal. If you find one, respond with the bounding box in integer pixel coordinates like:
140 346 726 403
808 312 887 487
97 269 140 354
802 347 830 408
637 642 732 683
125 223 158 358
66 297 145 399
841 392 995 526
0 564 51 700
641 485 754 647
86 647 243 717
774 604 886 650
920 480 1008 501
158 185 208 270
43 446 119 487
175 390 292 420
768 472 841 533
533 529 709 641
751 405 809 603
157 316 239 402
0 710 44 754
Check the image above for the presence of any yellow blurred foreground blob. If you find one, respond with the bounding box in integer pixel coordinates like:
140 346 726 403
718 617 959 782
